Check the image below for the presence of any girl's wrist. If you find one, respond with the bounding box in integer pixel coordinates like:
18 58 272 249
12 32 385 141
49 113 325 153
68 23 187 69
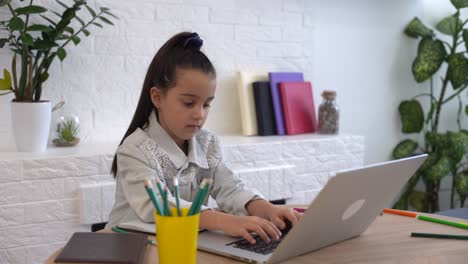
246 199 274 218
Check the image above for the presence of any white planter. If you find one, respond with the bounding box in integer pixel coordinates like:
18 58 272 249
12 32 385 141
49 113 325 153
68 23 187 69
11 101 51 152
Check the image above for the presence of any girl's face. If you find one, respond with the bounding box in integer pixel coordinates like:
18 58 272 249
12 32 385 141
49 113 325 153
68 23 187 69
150 68 216 149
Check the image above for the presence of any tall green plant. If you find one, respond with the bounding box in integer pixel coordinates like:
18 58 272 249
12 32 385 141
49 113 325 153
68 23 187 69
393 0 468 213
0 0 117 102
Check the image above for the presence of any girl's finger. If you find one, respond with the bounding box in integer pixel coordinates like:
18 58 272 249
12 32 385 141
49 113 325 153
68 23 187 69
283 209 299 225
272 216 286 230
259 219 281 240
240 229 256 244
250 224 270 243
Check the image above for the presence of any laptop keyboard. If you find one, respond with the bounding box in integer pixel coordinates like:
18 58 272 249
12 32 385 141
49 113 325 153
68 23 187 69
225 220 293 255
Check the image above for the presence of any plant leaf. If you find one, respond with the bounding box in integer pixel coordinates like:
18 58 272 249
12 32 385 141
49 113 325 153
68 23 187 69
85 5 97 17
26 24 52 32
40 72 49 82
399 100 424 133
40 14 57 26
454 171 468 198
465 105 468 116
0 38 7 48
0 0 12 7
9 17 25 31
445 131 468 166
75 16 85 26
82 29 90 36
15 5 48 15
451 0 468 8
447 53 468 89
99 16 114 25
64 27 74 34
91 22 102 28
57 47 66 61
412 38 447 82
103 10 118 20
404 17 434 38
71 35 80 45
33 39 58 50
409 191 426 212
435 14 461 36
56 0 69 9
424 155 451 181
392 139 418 159
20 33 34 46
0 69 12 90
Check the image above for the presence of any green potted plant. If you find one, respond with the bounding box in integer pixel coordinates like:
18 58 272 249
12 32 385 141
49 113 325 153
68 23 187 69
392 0 468 213
0 0 117 151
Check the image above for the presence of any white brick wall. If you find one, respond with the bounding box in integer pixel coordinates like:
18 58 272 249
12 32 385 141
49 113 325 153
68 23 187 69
0 134 363 264
0 0 314 150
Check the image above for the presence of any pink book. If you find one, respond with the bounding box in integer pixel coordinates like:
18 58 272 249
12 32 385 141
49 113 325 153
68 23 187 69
279 81 317 135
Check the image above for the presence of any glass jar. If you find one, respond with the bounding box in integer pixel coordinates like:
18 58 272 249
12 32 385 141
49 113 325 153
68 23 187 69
52 113 81 147
318 90 339 134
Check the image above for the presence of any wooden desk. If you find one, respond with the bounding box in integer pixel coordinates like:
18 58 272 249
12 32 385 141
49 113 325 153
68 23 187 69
45 212 468 264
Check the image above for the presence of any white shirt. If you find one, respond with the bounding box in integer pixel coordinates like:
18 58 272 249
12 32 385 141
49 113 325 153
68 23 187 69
106 111 263 228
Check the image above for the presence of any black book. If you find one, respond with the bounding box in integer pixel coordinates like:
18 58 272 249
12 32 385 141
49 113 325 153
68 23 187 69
253 81 277 136
55 232 147 264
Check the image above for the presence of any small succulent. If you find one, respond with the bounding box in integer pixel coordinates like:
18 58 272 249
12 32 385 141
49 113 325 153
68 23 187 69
54 116 80 146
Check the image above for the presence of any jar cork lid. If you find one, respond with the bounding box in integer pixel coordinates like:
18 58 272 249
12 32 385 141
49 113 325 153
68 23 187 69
321 90 336 100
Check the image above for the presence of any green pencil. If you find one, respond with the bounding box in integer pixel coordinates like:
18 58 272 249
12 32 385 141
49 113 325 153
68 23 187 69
173 176 182 217
155 178 172 216
188 179 207 216
418 215 468 230
111 226 156 245
143 179 164 216
411 232 468 240
194 178 213 215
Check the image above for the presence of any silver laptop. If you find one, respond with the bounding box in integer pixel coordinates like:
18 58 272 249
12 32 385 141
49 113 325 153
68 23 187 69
197 154 427 264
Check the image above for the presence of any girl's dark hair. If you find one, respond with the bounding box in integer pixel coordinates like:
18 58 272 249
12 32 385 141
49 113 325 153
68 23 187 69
111 32 216 177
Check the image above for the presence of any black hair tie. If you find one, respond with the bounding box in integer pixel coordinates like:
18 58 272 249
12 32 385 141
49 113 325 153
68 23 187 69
183 32 203 50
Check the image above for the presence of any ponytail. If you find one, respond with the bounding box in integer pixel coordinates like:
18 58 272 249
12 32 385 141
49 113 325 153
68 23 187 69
111 32 216 177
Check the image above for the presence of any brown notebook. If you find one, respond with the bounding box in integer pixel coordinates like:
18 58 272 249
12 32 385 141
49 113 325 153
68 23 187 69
55 232 147 264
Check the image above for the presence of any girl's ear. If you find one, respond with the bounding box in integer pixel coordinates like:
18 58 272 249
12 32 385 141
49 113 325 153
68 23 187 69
150 87 163 109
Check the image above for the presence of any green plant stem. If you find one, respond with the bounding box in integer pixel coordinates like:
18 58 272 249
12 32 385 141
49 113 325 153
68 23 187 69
442 85 468 104
451 170 456 209
412 93 437 103
433 28 460 133
24 0 34 27
457 95 462 130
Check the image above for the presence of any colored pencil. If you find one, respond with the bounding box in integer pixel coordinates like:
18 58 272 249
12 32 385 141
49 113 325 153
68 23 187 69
143 179 164 216
173 176 182 217
111 226 156 245
155 178 172 216
418 215 468 230
162 185 172 216
293 208 305 213
188 179 207 216
383 208 417 218
411 232 468 240
194 178 213 215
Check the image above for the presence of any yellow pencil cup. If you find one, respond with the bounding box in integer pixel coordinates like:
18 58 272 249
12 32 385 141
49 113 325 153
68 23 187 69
155 208 200 264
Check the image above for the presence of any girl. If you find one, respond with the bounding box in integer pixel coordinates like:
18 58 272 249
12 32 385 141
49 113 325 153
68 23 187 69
106 32 301 244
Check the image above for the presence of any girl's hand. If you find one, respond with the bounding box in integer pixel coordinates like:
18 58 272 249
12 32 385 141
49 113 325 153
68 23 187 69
218 214 282 244
264 205 303 230
246 199 303 230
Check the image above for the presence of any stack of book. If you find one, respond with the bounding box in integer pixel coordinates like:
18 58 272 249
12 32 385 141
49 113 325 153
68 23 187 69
237 71 317 136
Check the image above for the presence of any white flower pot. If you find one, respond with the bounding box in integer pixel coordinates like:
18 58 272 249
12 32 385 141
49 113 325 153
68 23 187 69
11 101 51 152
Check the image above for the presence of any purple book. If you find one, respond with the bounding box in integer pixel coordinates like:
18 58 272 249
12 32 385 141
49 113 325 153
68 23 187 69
268 72 304 135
